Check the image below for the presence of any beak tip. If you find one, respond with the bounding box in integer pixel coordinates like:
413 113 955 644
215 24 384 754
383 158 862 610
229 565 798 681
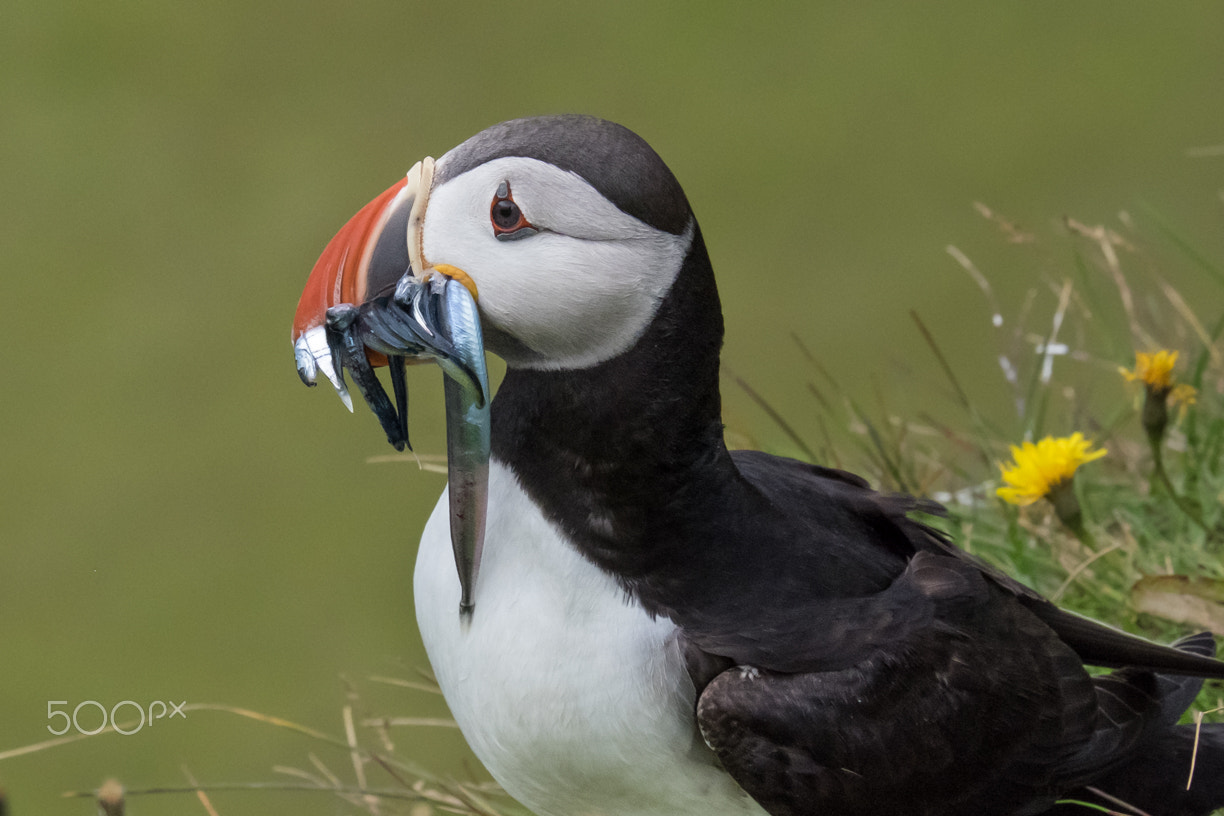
294 339 319 386
295 327 354 410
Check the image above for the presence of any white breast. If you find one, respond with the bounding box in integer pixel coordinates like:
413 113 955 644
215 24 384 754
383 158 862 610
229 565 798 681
413 461 765 816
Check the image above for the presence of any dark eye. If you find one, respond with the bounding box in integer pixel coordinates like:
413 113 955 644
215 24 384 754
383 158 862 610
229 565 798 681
490 181 538 240
492 199 521 229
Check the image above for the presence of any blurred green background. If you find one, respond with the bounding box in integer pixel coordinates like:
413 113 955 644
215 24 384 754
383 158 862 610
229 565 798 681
2 1 1222 813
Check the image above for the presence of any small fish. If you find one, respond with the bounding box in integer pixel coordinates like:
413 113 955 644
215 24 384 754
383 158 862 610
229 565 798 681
293 272 491 619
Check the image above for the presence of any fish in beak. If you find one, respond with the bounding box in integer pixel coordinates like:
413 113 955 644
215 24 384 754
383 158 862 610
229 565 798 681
291 157 490 620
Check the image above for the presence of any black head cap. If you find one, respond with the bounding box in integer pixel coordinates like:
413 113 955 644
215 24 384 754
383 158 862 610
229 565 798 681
435 115 692 236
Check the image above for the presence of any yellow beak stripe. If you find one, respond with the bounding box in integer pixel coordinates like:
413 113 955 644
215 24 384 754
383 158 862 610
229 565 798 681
427 264 480 302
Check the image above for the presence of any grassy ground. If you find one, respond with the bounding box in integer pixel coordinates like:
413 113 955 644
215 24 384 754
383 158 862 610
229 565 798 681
9 204 1224 816
801 203 1224 666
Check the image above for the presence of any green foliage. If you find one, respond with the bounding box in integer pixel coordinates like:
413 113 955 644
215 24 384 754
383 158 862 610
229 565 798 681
742 202 1224 728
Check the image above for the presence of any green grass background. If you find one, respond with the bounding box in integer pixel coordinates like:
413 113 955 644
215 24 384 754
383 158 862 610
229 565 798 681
2 2 1223 813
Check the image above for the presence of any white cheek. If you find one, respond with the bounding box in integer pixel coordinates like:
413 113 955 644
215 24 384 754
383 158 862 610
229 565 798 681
479 230 687 367
422 158 692 369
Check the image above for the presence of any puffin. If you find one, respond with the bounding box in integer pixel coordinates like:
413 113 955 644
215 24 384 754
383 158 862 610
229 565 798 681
291 115 1224 816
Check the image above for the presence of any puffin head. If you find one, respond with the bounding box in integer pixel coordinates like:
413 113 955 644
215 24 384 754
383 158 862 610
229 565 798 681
293 114 699 381
292 115 713 618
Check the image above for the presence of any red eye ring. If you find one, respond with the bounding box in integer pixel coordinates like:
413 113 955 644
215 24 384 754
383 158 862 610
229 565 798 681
490 181 538 240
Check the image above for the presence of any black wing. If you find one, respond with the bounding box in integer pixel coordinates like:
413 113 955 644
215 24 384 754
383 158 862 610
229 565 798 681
693 553 1213 816
724 450 1224 678
684 452 1224 816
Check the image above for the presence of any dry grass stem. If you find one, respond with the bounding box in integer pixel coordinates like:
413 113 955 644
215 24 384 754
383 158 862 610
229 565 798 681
182 766 222 816
1187 705 1223 790
361 717 460 728
1051 542 1126 602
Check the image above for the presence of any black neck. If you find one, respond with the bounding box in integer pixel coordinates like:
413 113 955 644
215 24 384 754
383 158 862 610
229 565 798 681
490 225 739 588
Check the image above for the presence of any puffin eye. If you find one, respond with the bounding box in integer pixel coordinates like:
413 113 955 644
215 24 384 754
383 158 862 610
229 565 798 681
490 181 538 241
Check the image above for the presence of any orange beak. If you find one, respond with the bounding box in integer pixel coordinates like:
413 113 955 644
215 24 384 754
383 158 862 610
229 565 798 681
292 159 436 401
291 177 408 351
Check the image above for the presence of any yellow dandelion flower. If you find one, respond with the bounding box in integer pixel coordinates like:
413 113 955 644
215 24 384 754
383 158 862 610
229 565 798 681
996 433 1107 507
1118 350 1180 393
1120 349 1197 441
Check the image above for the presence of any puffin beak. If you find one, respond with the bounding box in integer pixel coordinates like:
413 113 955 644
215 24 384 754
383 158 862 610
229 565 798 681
292 159 429 406
291 158 490 620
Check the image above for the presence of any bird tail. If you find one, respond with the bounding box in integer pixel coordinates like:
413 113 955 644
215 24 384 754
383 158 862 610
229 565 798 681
1036 607 1224 679
1063 722 1224 816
